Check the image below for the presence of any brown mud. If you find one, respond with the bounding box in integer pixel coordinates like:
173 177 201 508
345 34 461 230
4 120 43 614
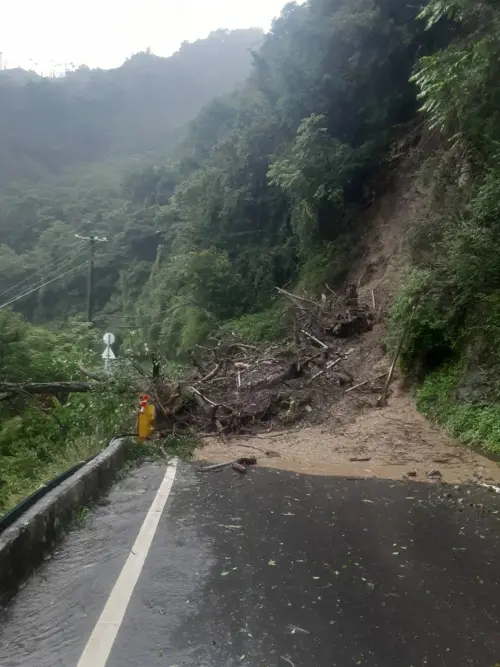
195 167 500 485
196 391 500 484
196 395 500 484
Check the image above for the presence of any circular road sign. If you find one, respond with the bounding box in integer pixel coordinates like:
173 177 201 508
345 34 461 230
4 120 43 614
103 332 115 346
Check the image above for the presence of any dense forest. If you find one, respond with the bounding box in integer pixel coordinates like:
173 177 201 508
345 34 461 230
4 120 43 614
2 0 500 510
0 2 443 337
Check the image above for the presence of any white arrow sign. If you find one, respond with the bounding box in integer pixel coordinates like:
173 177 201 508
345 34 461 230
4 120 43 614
102 346 116 360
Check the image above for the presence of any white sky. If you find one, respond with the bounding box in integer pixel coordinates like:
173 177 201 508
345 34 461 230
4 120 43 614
1 0 292 73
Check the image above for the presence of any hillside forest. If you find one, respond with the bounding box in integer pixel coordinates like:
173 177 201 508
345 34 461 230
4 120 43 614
2 0 500 511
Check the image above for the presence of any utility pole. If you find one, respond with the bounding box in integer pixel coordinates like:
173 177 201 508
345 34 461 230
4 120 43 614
86 235 95 323
75 233 107 325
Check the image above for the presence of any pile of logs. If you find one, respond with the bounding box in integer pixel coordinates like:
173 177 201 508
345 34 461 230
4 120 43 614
149 283 377 437
2 284 390 438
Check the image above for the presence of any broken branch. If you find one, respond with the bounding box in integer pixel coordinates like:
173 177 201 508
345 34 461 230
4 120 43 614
345 373 388 394
189 386 218 407
310 357 342 380
199 461 234 472
377 305 416 407
199 362 221 383
300 330 328 349
0 381 96 394
275 286 319 308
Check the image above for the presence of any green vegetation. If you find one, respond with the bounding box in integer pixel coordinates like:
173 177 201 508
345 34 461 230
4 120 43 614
136 0 437 357
0 308 198 514
0 30 262 185
0 311 136 513
417 365 500 455
4 0 500 503
390 0 500 452
0 1 439 349
226 306 287 345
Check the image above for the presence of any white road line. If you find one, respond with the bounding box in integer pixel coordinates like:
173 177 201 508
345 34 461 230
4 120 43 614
76 459 178 667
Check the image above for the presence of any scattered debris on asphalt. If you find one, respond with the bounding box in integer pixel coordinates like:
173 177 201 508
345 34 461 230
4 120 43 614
199 456 258 474
237 456 258 466
287 624 310 635
199 461 235 473
478 482 500 494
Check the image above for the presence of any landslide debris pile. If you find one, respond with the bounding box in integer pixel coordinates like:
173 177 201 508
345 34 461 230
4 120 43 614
148 285 379 438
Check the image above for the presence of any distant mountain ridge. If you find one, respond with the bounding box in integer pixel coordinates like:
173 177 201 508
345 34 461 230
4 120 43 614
0 28 263 186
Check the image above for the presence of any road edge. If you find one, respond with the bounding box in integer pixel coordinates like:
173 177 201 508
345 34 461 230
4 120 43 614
0 437 127 606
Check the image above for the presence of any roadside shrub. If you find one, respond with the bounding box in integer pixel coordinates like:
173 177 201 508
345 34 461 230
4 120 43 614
417 363 500 454
389 267 458 374
0 311 136 514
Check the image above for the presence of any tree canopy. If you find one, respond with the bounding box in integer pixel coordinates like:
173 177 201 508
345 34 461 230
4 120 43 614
0 0 445 356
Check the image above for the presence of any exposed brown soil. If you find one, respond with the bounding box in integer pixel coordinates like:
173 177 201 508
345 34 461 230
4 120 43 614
196 390 500 484
195 165 500 485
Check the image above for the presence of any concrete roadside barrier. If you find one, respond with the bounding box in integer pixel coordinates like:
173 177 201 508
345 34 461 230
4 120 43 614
0 437 127 606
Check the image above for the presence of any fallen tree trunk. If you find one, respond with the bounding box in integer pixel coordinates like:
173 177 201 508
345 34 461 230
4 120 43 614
246 362 303 391
275 286 319 308
0 382 97 394
377 305 416 407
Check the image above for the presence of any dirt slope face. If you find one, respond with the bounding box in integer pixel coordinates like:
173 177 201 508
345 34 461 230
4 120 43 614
196 167 500 485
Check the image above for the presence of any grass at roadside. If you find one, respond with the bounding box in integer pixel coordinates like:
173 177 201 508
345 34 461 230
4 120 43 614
417 364 500 455
0 433 106 516
0 430 199 517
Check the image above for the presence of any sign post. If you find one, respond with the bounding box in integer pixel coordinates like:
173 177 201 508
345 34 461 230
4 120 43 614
102 332 116 373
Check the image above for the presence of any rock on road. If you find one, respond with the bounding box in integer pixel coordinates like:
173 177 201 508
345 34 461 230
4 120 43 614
1 461 500 666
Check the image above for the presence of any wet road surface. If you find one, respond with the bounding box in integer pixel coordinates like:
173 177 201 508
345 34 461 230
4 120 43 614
1 461 500 666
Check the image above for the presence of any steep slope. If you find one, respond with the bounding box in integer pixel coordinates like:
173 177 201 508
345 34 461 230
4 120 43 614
196 151 500 484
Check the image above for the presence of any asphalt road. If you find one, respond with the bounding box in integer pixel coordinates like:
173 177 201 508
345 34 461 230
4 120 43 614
1 461 500 666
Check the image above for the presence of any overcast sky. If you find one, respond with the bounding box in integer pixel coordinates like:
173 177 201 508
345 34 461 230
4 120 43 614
1 0 292 73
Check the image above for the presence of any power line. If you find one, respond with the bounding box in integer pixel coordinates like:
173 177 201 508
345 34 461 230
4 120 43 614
104 307 171 321
0 242 85 298
0 261 88 310
0 242 86 299
106 321 166 330
0 245 90 307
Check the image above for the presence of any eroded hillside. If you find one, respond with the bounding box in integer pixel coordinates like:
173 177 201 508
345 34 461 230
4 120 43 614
195 153 500 485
